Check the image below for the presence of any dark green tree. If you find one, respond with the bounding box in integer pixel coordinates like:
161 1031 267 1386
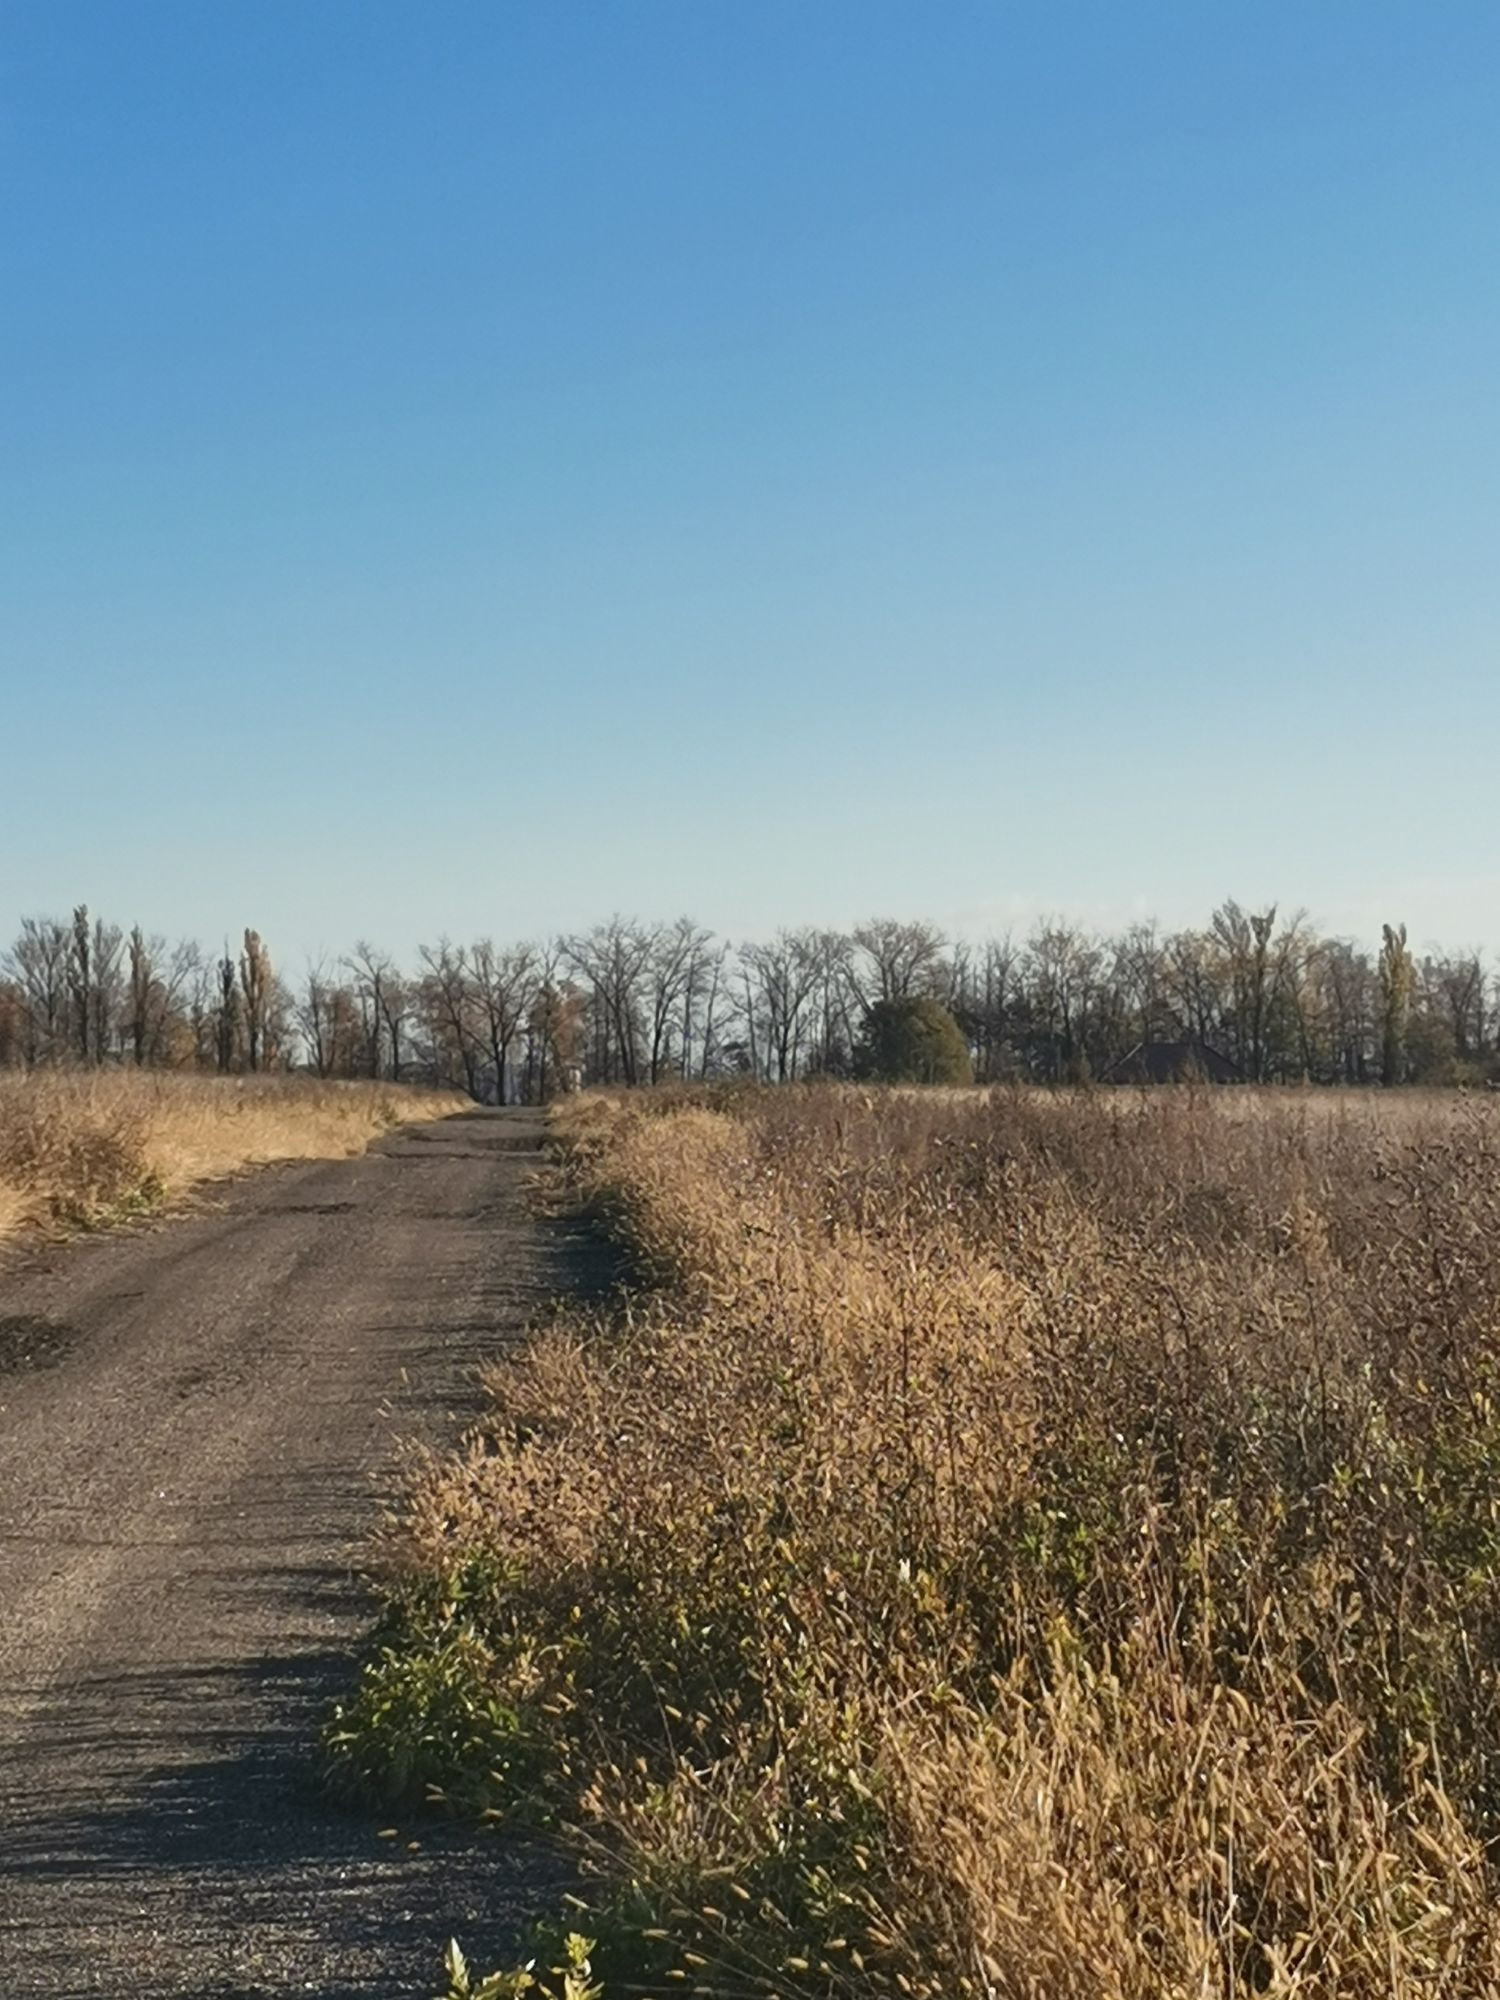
854 996 972 1084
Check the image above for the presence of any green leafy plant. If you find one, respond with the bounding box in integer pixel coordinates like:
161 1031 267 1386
439 1933 601 2000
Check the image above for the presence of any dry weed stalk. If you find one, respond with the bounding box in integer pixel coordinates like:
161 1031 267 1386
340 1084 1500 1997
0 1068 465 1242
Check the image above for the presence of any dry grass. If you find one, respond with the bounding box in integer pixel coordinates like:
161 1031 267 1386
0 1068 466 1244
334 1083 1500 1998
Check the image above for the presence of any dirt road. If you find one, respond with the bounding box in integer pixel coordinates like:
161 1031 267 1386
0 1109 576 1998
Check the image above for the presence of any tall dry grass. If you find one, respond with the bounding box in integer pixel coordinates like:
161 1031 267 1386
0 1068 466 1244
333 1084 1500 1998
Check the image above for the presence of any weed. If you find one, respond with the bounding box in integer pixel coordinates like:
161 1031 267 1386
348 1085 1500 1997
0 1070 466 1245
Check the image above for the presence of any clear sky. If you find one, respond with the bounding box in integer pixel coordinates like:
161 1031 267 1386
3 2 1497 963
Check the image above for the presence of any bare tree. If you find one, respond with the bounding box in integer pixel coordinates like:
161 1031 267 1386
562 918 655 1085
742 929 822 1082
6 892 1499 1091
851 918 947 1008
298 960 339 1077
1112 923 1171 1046
646 918 714 1083
298 969 361 1078
1026 922 1103 1080
946 934 1017 1081
693 939 732 1079
4 916 72 1062
187 953 217 1069
471 939 537 1105
347 943 408 1081
0 978 22 1066
1426 950 1487 1066
157 938 202 1065
1208 902 1308 1083
523 942 580 1101
419 940 481 1096
1319 939 1375 1084
65 905 122 1062
807 930 859 1075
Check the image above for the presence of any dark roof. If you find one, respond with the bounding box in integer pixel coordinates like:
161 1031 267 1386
1106 1039 1243 1084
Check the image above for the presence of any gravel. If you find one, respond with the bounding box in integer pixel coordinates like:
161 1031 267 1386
0 1109 578 1998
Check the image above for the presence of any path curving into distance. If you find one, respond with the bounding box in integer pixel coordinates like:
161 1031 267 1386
0 1108 579 1998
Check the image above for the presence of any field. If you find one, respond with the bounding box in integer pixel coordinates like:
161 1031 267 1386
334 1084 1500 1998
0 1068 466 1245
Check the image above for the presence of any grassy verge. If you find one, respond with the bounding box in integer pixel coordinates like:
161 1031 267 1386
0 1069 467 1244
331 1084 1500 1998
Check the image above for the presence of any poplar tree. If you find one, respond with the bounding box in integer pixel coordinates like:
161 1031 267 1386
240 929 273 1073
70 905 92 1062
1379 922 1412 1087
215 953 239 1073
128 926 152 1065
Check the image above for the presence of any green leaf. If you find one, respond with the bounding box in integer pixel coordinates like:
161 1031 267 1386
444 1936 470 1996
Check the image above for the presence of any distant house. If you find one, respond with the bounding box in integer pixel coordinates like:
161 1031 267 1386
1106 1039 1243 1084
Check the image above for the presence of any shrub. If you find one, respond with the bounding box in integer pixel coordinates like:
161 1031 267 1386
853 997 972 1084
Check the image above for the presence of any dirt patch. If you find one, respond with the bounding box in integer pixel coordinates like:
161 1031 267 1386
0 1107 563 1996
263 1201 358 1217
0 1314 76 1374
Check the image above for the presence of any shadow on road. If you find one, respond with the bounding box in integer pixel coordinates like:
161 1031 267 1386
1 1650 565 1999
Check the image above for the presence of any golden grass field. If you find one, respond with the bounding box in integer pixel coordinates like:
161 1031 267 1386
339 1081 1500 1997
0 1068 467 1246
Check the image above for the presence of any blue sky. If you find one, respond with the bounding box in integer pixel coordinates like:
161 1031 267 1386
3 2 1497 962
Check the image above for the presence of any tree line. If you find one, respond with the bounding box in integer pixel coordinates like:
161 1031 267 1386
0 903 1494 1093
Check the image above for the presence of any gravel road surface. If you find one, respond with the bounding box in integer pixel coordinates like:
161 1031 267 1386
0 1108 576 1997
